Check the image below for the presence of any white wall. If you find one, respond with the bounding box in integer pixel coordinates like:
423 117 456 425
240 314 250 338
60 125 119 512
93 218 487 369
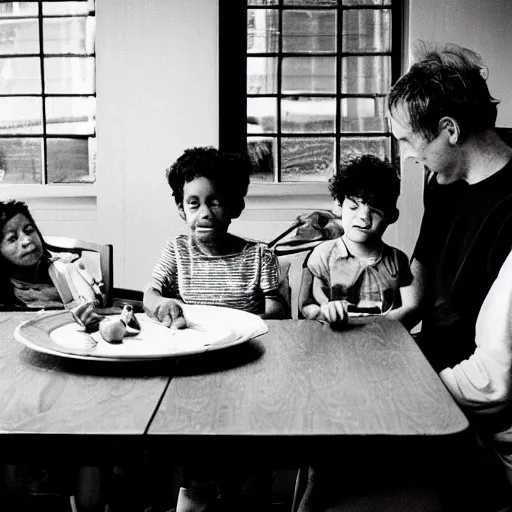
96 0 219 290
409 0 512 127
4 0 512 291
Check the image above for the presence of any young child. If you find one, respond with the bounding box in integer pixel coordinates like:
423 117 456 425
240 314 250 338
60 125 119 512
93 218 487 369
296 155 420 512
143 146 287 512
299 154 419 330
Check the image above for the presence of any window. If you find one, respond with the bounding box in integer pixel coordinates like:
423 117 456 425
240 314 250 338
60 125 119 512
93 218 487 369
219 0 404 184
0 0 95 185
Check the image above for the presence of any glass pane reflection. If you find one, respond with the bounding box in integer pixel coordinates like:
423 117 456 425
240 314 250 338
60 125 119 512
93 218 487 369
0 138 42 184
282 96 336 133
282 137 334 181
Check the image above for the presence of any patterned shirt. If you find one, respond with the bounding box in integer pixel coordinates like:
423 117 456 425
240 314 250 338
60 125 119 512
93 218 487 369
147 234 280 314
307 238 412 314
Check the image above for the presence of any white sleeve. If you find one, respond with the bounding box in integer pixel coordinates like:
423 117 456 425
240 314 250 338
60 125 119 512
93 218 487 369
440 250 512 412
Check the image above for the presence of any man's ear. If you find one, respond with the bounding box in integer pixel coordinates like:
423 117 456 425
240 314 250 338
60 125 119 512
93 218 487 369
438 117 460 145
178 204 186 221
388 207 399 225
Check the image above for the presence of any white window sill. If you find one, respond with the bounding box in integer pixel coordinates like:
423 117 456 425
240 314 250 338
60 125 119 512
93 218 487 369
0 184 97 201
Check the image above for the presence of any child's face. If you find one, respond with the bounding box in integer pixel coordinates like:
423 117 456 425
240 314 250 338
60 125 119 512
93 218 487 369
0 213 44 268
179 177 232 245
340 197 390 246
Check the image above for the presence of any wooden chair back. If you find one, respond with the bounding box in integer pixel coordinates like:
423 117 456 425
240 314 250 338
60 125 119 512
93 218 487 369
43 236 114 307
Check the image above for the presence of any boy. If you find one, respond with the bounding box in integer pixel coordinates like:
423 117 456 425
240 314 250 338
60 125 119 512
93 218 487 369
299 154 419 330
144 146 286 512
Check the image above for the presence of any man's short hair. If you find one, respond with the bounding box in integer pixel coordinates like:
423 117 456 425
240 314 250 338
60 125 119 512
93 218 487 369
388 42 499 141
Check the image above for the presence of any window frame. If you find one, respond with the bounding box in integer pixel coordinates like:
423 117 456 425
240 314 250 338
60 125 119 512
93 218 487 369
0 0 96 191
219 0 406 193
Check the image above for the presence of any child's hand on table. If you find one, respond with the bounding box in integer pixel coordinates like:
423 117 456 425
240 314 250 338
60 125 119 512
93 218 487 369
302 300 348 329
318 300 348 329
148 298 187 329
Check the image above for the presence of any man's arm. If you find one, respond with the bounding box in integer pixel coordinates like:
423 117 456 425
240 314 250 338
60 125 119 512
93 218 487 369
440 250 512 412
386 258 425 331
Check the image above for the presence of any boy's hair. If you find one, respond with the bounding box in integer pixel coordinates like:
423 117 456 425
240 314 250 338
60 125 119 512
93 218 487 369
329 154 400 217
388 41 499 142
166 146 251 217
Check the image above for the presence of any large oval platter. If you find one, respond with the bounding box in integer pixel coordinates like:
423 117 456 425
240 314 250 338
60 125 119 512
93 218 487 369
14 304 268 361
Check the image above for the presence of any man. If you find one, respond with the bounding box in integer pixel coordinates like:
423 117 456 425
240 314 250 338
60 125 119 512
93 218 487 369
388 41 512 501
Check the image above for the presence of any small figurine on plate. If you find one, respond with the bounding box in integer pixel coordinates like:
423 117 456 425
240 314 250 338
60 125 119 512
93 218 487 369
71 301 142 345
70 299 105 333
99 304 141 344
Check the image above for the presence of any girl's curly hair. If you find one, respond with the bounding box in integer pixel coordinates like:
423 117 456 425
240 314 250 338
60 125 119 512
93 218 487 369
166 146 251 217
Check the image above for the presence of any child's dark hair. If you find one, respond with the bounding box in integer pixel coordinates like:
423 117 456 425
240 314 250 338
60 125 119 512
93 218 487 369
166 146 251 217
329 154 400 217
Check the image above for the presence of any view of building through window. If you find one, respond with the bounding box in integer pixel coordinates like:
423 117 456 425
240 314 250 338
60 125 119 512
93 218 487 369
0 0 95 185
246 0 397 183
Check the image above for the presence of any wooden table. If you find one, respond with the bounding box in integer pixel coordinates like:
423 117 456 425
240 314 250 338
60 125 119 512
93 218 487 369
0 312 172 464
0 312 478 509
148 319 469 464
0 314 469 463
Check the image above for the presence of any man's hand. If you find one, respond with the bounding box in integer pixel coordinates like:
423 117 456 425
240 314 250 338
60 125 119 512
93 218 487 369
150 298 187 329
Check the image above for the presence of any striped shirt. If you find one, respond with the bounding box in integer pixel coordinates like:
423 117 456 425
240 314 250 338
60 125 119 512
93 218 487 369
147 234 280 314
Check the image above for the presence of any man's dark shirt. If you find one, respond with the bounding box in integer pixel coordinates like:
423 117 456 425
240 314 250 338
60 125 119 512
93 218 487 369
414 159 512 372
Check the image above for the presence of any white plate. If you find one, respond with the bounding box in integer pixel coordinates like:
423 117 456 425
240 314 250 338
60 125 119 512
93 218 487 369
14 304 268 361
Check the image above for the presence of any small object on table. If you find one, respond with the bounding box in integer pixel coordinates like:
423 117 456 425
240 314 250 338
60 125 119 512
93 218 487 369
99 305 142 344
121 304 142 334
70 300 105 333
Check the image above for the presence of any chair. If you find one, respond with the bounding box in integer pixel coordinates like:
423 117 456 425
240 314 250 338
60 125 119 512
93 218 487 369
43 235 114 307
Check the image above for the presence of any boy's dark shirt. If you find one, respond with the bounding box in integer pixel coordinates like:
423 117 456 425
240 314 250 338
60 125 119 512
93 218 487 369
413 159 512 372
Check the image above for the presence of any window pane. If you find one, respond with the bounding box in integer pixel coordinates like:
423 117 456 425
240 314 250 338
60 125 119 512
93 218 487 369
44 56 95 93
43 16 95 54
0 3 38 18
247 97 276 133
43 1 94 16
248 0 278 5
248 57 277 94
247 137 275 183
0 97 42 134
46 96 95 135
0 138 42 184
340 97 388 132
341 55 390 94
248 9 278 53
339 136 391 160
0 18 39 54
343 0 391 5
283 10 336 53
282 96 335 133
342 9 390 52
282 57 335 93
285 0 338 5
0 57 41 93
47 137 95 183
282 137 334 181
